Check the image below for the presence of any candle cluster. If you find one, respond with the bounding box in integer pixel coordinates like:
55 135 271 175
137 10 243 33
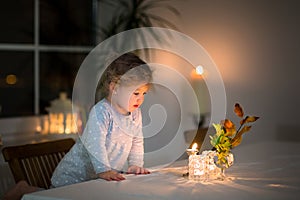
187 143 230 181
36 92 81 135
39 113 79 134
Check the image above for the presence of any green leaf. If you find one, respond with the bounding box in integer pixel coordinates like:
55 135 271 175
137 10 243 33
212 123 224 136
210 134 222 147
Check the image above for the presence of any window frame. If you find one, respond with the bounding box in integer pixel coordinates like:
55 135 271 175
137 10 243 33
0 0 96 116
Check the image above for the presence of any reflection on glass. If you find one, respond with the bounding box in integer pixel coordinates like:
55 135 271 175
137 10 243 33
39 52 87 114
0 52 34 117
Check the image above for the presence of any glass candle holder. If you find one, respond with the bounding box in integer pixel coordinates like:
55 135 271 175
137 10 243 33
188 150 230 181
188 154 204 180
186 144 199 178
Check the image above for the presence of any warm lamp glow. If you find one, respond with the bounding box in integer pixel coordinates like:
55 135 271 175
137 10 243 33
190 65 206 80
195 65 204 75
6 74 17 85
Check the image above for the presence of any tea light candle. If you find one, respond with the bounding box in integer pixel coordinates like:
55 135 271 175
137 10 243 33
188 154 204 180
186 143 202 180
187 144 220 181
186 143 199 156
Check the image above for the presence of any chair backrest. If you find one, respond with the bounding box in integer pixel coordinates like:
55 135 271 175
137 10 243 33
2 138 75 189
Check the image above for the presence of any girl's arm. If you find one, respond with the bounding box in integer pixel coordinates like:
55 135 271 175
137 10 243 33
127 136 150 174
80 106 111 173
127 110 148 173
128 135 144 167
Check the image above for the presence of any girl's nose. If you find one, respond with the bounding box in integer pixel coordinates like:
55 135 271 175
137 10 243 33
137 95 144 102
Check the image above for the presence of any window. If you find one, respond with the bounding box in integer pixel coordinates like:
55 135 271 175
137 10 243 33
0 0 96 117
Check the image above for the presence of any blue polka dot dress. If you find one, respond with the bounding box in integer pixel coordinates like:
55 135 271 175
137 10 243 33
51 99 144 187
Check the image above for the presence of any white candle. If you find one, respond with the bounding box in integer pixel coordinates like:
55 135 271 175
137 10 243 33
186 143 199 156
187 143 202 180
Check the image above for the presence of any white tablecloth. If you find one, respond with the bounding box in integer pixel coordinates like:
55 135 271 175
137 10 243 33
22 141 300 200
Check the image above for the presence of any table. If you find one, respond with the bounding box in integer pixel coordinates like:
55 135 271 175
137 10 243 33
22 141 300 200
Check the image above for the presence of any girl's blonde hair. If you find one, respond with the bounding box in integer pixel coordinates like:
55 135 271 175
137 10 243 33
96 53 152 102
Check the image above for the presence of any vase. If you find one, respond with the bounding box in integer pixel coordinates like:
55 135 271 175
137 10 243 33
213 152 234 180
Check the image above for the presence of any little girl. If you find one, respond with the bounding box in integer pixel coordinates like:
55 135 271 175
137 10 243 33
51 53 152 187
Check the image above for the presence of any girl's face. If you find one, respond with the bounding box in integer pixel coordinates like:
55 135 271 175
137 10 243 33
111 84 149 115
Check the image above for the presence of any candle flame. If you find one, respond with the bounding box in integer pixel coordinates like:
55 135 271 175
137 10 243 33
192 143 198 150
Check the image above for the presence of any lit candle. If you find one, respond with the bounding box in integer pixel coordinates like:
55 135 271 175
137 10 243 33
65 113 71 134
186 143 199 156
71 113 78 134
35 125 42 133
57 113 64 134
42 116 49 134
187 143 203 180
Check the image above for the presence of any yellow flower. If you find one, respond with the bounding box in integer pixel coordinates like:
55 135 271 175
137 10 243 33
212 123 223 136
209 103 259 168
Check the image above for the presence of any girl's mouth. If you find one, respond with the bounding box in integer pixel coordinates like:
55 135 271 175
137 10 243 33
133 104 139 108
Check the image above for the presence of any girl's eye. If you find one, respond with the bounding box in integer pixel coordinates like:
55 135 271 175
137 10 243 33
133 91 147 96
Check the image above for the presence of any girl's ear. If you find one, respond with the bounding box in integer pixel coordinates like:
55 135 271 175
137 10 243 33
109 82 116 94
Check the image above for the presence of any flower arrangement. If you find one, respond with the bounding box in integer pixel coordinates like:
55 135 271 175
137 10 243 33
210 103 259 168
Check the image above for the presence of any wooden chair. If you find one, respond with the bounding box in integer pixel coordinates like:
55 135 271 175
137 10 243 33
2 138 75 189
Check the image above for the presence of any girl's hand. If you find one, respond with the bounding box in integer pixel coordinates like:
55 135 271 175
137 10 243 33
98 170 125 181
127 165 151 175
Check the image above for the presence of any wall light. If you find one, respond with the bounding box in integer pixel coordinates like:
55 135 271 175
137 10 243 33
195 65 204 75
